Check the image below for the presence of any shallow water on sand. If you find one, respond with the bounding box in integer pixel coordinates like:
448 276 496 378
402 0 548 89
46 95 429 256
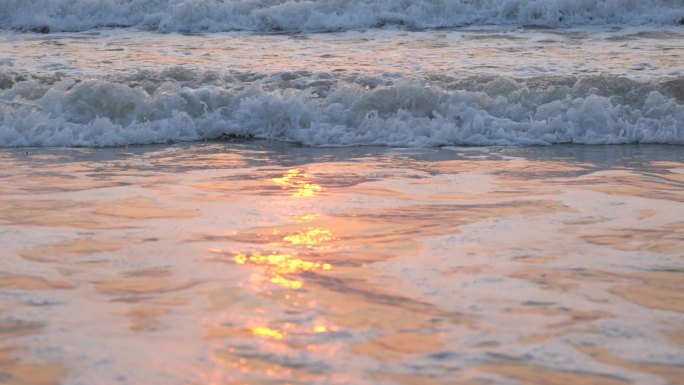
0 142 683 385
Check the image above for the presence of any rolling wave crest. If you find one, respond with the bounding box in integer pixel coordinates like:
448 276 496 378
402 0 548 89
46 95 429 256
2 0 684 33
1 68 683 147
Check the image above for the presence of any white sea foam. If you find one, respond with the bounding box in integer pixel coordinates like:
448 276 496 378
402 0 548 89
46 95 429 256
1 70 682 147
2 0 683 33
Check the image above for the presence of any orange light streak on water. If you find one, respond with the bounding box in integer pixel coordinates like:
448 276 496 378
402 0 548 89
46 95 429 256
234 252 332 289
271 169 322 197
251 326 286 340
283 228 335 248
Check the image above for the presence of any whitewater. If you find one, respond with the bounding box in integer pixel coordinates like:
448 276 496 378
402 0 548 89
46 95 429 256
3 0 684 33
2 3 684 385
0 0 683 147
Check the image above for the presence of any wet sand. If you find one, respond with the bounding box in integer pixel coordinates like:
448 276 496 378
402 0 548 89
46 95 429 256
0 142 682 385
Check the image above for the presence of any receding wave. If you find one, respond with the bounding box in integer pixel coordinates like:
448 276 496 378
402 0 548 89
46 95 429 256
1 68 682 147
2 0 684 33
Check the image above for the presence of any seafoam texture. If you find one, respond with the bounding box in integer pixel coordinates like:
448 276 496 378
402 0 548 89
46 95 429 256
1 0 684 32
1 72 683 147
0 1 682 148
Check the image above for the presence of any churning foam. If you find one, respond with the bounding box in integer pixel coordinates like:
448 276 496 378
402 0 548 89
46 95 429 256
2 0 684 33
1 2 683 148
1 70 682 147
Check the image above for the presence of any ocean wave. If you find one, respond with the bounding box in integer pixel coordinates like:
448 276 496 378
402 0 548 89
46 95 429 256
1 68 682 147
2 0 684 33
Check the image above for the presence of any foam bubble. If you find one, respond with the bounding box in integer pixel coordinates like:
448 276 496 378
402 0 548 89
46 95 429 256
2 0 683 33
1 70 682 147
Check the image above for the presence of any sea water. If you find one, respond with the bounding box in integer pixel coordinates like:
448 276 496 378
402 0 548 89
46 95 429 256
1 142 684 385
0 1 683 385
0 0 683 147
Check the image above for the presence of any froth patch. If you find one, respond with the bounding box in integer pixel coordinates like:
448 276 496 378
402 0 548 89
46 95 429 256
2 0 684 33
1 73 682 148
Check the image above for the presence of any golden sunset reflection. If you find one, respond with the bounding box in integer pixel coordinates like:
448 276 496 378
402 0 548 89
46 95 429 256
247 323 334 342
251 326 286 340
199 168 342 381
283 228 335 248
3 139 683 385
234 252 332 289
294 213 319 222
271 169 322 197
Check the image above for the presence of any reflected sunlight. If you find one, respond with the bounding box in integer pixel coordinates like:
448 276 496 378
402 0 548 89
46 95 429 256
294 213 319 222
271 169 322 197
234 252 332 289
251 326 285 340
283 228 335 248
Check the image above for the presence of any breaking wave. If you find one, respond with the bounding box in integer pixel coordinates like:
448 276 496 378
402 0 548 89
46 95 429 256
1 68 683 147
2 0 684 33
